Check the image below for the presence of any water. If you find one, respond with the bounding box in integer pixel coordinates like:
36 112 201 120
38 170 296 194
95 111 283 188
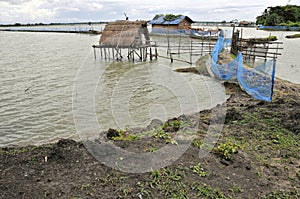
0 27 299 147
0 24 106 32
0 32 98 146
0 31 225 147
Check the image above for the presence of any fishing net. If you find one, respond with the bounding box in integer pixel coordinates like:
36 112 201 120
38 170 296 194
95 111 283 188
210 35 276 102
210 35 241 81
237 59 276 102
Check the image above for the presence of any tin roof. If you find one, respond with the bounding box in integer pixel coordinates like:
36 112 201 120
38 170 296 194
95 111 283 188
149 15 194 25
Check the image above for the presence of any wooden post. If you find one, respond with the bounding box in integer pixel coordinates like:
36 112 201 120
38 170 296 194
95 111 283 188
190 39 192 64
209 31 211 53
132 49 135 62
201 37 204 56
265 42 269 63
150 47 153 61
93 47 96 59
144 47 147 61
178 33 181 55
155 42 158 59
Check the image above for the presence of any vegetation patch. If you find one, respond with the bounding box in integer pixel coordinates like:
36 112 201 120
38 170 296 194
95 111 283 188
214 141 242 160
256 5 300 26
286 34 300 39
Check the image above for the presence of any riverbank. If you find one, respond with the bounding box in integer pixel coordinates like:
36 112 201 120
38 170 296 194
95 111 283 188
1 72 299 198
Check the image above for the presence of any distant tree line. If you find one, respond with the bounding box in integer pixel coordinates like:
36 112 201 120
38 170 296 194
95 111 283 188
256 5 300 26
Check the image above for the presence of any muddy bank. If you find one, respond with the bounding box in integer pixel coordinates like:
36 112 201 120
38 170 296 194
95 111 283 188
1 69 299 198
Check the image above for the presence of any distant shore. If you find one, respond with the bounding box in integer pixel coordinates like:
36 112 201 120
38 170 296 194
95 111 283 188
0 29 102 34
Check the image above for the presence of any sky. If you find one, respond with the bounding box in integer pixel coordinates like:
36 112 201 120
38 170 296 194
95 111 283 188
0 0 299 24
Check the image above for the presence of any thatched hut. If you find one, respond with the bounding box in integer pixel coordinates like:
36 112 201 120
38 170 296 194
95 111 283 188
99 20 150 48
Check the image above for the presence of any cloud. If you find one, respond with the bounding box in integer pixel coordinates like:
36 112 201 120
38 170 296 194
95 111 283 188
0 0 299 24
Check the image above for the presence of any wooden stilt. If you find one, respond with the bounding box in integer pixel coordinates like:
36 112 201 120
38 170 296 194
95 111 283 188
93 47 96 59
150 47 153 61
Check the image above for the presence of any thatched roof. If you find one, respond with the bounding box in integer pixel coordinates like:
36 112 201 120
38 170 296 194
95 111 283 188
99 20 150 48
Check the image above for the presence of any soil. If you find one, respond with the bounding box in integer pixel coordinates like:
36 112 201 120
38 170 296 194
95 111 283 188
1 65 300 198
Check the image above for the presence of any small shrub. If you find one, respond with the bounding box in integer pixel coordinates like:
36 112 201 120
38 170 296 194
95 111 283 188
214 141 241 160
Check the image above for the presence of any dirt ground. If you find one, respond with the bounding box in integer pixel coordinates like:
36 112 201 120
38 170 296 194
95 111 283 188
1 68 300 198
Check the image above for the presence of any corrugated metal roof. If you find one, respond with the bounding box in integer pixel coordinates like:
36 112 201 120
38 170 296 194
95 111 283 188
149 15 193 25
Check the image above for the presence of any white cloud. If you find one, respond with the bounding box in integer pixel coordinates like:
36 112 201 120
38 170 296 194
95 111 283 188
0 0 299 24
87 2 103 11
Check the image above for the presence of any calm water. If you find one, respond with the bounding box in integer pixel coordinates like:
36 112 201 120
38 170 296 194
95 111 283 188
0 27 299 147
0 31 225 146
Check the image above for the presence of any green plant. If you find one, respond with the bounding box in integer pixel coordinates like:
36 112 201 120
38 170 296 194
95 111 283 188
261 189 300 199
148 168 187 198
191 182 228 198
214 141 241 160
229 185 244 193
153 14 164 20
112 129 139 141
192 139 203 148
146 146 158 152
154 129 171 140
163 14 182 21
162 119 183 132
190 163 207 177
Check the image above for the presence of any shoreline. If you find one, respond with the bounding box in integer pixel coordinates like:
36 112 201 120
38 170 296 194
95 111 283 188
0 29 102 34
1 75 299 198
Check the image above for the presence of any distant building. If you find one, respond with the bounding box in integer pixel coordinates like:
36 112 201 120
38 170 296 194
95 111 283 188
239 20 251 27
149 14 194 34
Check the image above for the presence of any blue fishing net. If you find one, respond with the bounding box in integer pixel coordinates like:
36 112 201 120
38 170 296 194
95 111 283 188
210 35 276 102
210 35 241 81
237 59 276 102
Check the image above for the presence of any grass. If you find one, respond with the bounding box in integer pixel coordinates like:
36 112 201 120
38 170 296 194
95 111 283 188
237 110 300 161
190 163 207 177
162 119 183 131
191 182 229 199
111 129 139 141
286 34 300 39
192 139 204 148
148 168 188 198
0 145 48 155
260 189 300 199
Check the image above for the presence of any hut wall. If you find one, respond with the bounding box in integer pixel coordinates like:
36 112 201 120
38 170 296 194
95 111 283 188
152 24 180 30
177 19 192 29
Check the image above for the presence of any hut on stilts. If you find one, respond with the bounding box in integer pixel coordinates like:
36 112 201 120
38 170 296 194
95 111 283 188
92 20 157 61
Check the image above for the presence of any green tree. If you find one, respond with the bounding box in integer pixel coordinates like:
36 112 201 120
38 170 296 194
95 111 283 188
256 5 300 26
265 13 282 26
